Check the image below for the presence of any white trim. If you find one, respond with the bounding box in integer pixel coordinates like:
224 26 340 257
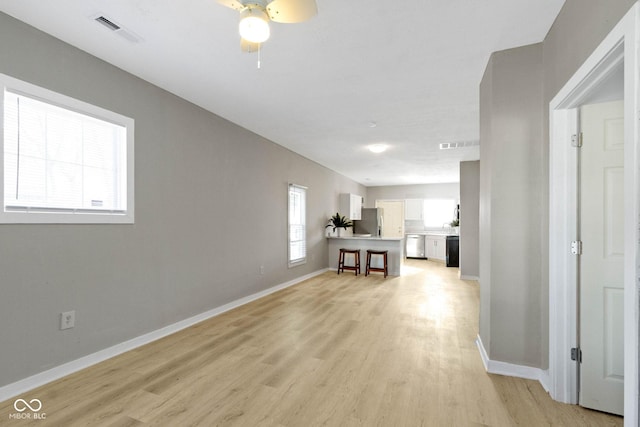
548 4 639 424
548 106 579 404
0 268 328 403
476 334 490 370
622 6 640 424
459 274 479 281
475 335 549 392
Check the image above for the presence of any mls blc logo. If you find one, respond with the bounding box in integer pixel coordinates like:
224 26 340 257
9 398 46 420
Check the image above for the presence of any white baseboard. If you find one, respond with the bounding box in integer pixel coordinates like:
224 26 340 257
0 268 329 403
459 274 479 281
475 335 549 392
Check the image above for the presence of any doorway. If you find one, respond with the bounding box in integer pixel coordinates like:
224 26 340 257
548 5 639 423
375 200 404 238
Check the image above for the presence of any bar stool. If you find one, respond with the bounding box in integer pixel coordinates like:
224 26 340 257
366 250 388 278
338 248 360 275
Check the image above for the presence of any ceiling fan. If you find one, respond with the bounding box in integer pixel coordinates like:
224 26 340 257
217 0 318 52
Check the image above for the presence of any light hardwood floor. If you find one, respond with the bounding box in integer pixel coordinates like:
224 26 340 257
1 260 623 426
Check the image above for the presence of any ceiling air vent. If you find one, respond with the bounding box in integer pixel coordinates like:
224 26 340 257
93 15 142 43
95 15 121 31
439 140 480 150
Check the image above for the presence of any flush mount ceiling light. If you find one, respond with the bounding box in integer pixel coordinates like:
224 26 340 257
368 144 388 154
217 0 318 52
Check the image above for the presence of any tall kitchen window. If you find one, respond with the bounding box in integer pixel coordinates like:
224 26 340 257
423 198 456 228
0 74 134 223
288 183 307 267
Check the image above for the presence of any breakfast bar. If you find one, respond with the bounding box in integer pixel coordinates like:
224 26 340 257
327 236 404 276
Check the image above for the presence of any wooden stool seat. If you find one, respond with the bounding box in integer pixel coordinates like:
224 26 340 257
366 250 388 278
338 248 361 275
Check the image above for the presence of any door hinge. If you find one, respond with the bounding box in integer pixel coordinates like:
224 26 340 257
571 240 582 255
571 347 582 363
571 132 583 147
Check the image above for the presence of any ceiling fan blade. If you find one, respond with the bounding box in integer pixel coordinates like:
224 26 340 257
241 38 260 53
266 0 317 23
217 0 245 12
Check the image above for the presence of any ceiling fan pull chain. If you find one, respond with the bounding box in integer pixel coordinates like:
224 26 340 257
257 42 262 69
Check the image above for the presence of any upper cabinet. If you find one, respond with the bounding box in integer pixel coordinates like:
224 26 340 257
340 193 363 220
404 199 423 220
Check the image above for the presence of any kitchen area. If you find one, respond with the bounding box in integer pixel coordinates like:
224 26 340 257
327 193 460 276
405 233 459 266
404 198 459 267
326 193 404 276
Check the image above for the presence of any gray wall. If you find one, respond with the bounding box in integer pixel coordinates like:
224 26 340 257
479 0 637 369
365 183 459 207
459 161 479 279
479 43 544 367
0 13 365 387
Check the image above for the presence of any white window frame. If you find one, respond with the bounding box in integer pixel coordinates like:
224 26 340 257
0 73 134 224
288 183 307 267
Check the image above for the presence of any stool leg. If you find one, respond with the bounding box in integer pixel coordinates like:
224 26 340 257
338 251 343 274
365 251 370 276
384 252 388 278
350 252 357 276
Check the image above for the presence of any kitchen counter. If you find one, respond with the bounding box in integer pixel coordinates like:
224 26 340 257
327 236 404 241
327 236 404 276
405 231 457 236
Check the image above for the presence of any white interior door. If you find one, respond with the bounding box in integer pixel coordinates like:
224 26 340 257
375 200 404 238
579 100 624 415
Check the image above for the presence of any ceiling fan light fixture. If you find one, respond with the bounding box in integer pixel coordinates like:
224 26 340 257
239 7 270 43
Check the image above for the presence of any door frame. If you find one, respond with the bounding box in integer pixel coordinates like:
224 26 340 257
548 4 639 423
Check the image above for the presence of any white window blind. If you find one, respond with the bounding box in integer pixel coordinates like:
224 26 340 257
288 184 306 266
0 73 134 223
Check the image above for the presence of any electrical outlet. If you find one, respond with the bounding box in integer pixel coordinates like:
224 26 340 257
259 265 265 275
60 310 75 330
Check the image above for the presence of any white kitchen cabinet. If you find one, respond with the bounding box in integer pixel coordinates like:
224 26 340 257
425 235 446 261
404 199 423 220
339 193 363 220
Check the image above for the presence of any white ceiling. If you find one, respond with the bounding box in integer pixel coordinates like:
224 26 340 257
0 0 565 186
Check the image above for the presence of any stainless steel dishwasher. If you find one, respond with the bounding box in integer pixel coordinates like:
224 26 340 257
405 234 426 258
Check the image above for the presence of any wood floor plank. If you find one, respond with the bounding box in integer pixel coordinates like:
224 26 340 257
0 260 624 426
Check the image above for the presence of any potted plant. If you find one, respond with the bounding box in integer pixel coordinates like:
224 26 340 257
449 218 460 234
326 212 353 237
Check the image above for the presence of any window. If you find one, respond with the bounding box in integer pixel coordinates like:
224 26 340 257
288 183 306 267
423 199 456 228
0 74 134 223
